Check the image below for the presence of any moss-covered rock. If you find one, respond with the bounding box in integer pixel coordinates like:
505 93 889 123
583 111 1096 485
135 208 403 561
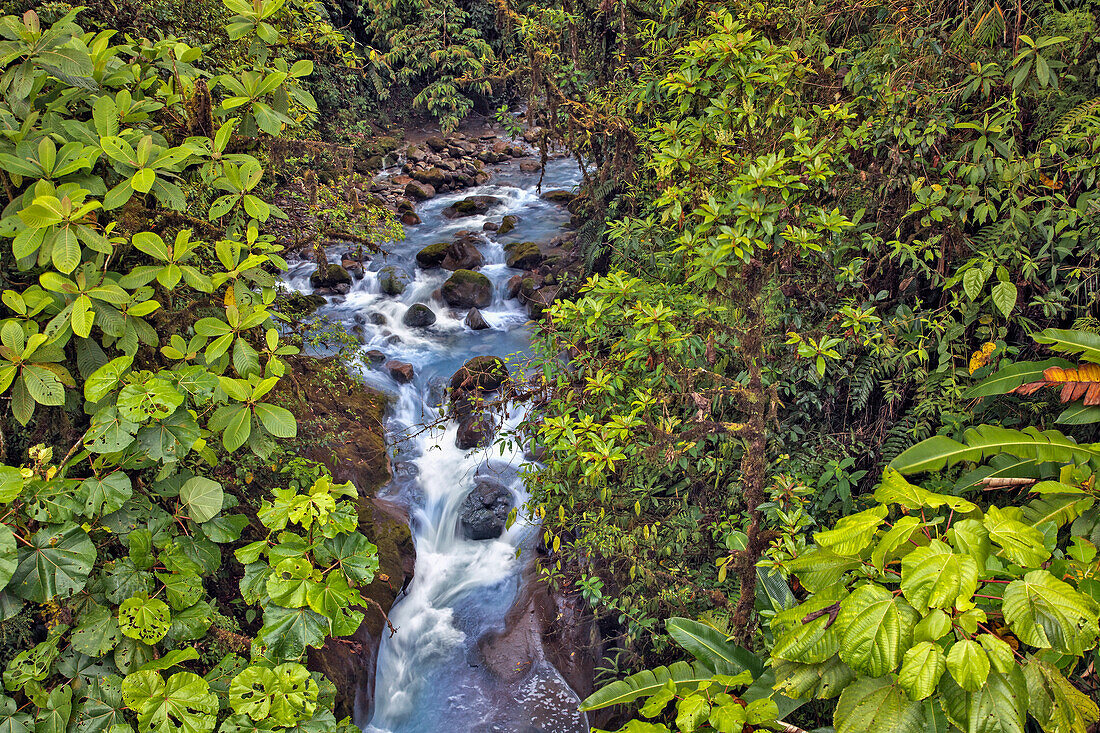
402 303 436 328
416 242 450 269
498 215 519 235
450 355 509 392
413 167 446 188
541 189 577 204
505 241 543 270
309 263 352 291
378 266 410 296
442 195 501 219
442 269 492 308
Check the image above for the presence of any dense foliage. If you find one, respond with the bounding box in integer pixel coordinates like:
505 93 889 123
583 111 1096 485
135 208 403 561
0 4 394 732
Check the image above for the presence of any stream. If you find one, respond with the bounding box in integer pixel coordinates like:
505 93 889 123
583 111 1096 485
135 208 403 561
285 154 590 733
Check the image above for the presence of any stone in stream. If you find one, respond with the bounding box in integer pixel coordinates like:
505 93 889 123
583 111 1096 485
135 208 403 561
459 479 513 540
441 235 485 270
441 269 492 309
465 308 490 330
483 221 499 232
365 349 385 364
519 161 541 173
416 242 450 269
404 181 436 200
402 303 436 328
309 264 352 294
385 360 414 383
442 195 502 219
456 412 494 450
497 215 519 235
541 189 576 205
412 166 446 188
505 241 543 270
378 266 410 296
450 355 509 393
400 211 420 226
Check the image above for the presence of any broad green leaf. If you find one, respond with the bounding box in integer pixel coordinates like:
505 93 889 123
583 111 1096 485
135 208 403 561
984 505 1050 566
675 693 710 733
891 425 1100 475
836 584 918 677
771 592 848 665
900 540 978 612
939 668 1026 733
834 677 925 733
80 472 132 517
946 518 992 569
253 403 296 438
266 558 314 608
0 525 15 591
580 660 715 711
813 504 887 556
121 670 217 733
771 655 856 700
71 603 120 657
257 605 328 661
896 641 945 701
180 477 223 523
872 515 926 571
666 617 764 676
10 524 96 602
965 358 1073 398
84 355 133 402
1002 570 1100 655
785 547 861 592
315 533 378 585
946 639 989 692
118 595 172 644
991 281 1017 317
1024 658 1099 733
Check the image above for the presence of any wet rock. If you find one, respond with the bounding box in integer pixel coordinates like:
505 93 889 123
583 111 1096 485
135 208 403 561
310 263 352 291
483 221 499 232
442 269 492 309
525 286 560 320
450 355 509 393
541 189 576 205
405 144 425 162
519 161 541 173
416 242 449 269
460 479 512 539
341 259 365 279
456 413 494 451
365 349 386 364
400 211 420 226
442 195 502 219
505 241 543 270
498 215 519 235
413 167 446 189
473 171 491 185
426 377 449 408
368 312 388 325
425 136 447 152
441 236 485 271
385 360 414 383
286 292 327 314
379 266 410 296
465 308 490 330
391 174 413 186
523 128 544 144
402 303 436 328
405 181 436 200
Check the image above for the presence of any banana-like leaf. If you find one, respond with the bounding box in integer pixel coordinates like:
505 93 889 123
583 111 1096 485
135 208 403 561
1056 403 1100 425
891 425 1100 475
579 660 714 711
1033 329 1100 363
964 357 1071 397
665 617 765 677
1014 363 1100 405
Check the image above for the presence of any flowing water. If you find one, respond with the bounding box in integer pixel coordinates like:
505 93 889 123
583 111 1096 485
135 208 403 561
284 154 589 733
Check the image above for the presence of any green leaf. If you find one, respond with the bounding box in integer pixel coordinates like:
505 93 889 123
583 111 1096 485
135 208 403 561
120 670 217 733
266 558 314 608
890 425 1100 475
785 547 861 592
962 266 988 301
896 641 946 701
771 593 848 664
984 505 1050 566
991 281 1017 317
812 504 887 556
946 639 989 692
1033 329 1100 363
900 540 978 613
965 358 1074 398
180 477 223 523
257 605 328 661
1024 658 1099 733
675 693 710 732
665 617 764 676
834 677 925 733
939 668 1026 733
0 525 15 591
80 472 132 517
84 355 133 402
253 403 296 438
72 678 125 733
0 467 22 504
315 533 378 585
580 660 715 711
836 584 918 677
118 595 172 644
71 603 120 657
771 655 856 700
1002 569 1100 655
10 524 96 602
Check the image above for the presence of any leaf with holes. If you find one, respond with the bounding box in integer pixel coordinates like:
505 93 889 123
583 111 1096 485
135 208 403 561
118 595 172 644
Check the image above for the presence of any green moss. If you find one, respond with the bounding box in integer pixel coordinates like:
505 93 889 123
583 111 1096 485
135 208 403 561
447 268 490 287
416 242 450 268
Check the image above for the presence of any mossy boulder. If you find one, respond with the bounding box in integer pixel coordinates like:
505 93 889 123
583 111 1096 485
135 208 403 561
310 263 352 292
498 215 519 235
416 242 450 269
442 195 501 219
413 167 446 188
402 303 436 328
405 181 436 200
505 241 543 270
541 189 576 204
450 355 509 393
378 266 410 296
441 269 492 309
425 136 447 152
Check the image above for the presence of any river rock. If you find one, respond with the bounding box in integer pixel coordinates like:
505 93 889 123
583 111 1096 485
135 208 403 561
456 412 494 450
505 241 543 270
498 215 519 235
365 349 386 364
483 221 499 231
519 161 541 173
442 269 492 308
450 355 509 393
385 360 414 383
413 167 446 189
541 190 576 204
379 266 410 296
525 286 560 319
523 128 544 144
465 308 490 330
405 144 425 162
401 211 421 226
442 195 502 219
391 174 413 186
425 136 447 152
443 240 484 271
405 181 436 200
310 264 352 294
402 304 436 328
460 480 512 539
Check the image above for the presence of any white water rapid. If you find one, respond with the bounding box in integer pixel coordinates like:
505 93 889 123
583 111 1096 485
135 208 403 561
284 153 590 733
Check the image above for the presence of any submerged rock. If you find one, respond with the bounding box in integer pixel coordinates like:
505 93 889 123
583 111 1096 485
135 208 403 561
441 236 485 270
460 480 513 540
402 303 436 328
498 215 519 235
379 266 410 296
309 263 352 292
442 195 502 219
465 308 490 330
505 241 543 270
442 269 492 309
450 355 509 393
385 360 414 383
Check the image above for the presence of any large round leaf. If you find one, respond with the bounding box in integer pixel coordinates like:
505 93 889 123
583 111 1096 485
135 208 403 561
10 524 96 602
180 477 223 523
900 540 978 613
834 677 925 733
121 670 216 733
118 595 171 644
836 584 918 677
1003 569 1100 655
